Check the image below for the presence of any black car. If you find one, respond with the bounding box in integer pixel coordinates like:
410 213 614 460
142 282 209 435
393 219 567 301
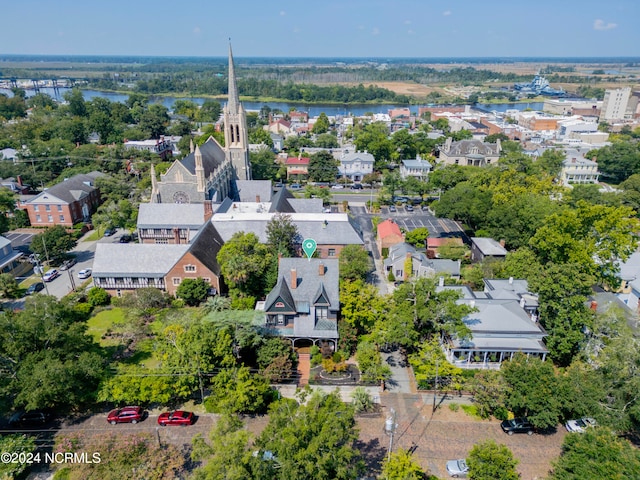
351 183 363 190
8 411 50 428
501 417 534 435
25 282 45 295
103 227 116 237
119 234 132 243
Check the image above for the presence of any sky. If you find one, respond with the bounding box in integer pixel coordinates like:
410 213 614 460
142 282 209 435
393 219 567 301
1 0 638 58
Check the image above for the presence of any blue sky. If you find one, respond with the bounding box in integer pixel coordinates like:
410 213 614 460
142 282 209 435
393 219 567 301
1 0 638 58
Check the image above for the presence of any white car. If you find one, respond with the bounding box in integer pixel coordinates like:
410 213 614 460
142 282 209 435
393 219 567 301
330 184 344 189
42 269 60 282
565 417 596 433
446 459 469 478
78 268 92 280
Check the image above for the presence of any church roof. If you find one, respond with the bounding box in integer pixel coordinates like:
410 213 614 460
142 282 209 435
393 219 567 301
137 203 205 229
179 137 226 177
235 180 272 203
187 221 225 276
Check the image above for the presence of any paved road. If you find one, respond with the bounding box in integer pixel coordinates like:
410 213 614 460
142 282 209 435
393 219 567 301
382 349 412 393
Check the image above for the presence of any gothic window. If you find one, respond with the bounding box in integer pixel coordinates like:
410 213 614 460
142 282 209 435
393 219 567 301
173 191 190 204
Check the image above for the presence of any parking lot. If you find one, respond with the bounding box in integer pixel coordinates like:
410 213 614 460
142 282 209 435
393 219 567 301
377 206 465 239
4 230 36 254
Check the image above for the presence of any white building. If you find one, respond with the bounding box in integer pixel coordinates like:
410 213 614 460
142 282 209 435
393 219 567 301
338 149 375 182
560 150 600 186
600 87 632 122
400 156 432 180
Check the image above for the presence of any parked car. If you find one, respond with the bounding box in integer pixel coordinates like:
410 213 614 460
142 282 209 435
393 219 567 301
8 410 50 428
119 234 132 243
565 417 596 433
289 183 302 190
388 205 397 212
107 406 144 424
78 268 92 280
405 205 414 212
351 183 363 190
446 459 469 478
157 410 195 426
331 184 344 190
59 257 77 271
501 417 534 435
421 205 430 212
26 282 45 295
103 227 116 237
42 269 60 282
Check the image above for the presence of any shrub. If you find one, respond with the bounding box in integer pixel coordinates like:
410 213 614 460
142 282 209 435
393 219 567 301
73 302 93 316
387 270 395 282
449 402 460 412
87 287 110 307
352 387 374 413
171 298 185 308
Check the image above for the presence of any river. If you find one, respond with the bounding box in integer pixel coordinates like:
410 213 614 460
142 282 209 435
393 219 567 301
0 87 545 115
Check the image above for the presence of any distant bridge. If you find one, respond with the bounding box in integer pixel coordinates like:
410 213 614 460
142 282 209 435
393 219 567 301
0 78 84 91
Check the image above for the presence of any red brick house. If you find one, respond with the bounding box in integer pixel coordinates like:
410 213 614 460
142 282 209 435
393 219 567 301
24 172 105 227
377 219 404 256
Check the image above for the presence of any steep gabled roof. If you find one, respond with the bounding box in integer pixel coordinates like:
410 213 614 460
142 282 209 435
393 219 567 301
27 172 105 205
377 219 403 239
188 222 225 275
314 283 330 306
264 276 297 314
179 137 226 177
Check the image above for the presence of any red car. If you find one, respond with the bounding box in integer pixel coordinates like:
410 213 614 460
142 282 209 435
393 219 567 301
107 406 144 425
157 410 194 426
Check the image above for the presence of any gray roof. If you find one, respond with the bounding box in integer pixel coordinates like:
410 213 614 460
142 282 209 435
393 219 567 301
484 279 530 298
471 237 508 256
288 198 324 213
459 299 545 336
265 258 340 312
27 172 105 205
211 216 363 246
179 137 226 177
617 250 640 282
385 243 460 276
401 159 432 169
340 151 375 164
445 139 500 156
92 243 189 277
452 336 548 353
235 180 273 203
187 221 225 275
137 203 205 229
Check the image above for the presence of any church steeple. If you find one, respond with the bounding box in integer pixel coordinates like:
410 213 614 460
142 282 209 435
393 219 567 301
227 42 239 114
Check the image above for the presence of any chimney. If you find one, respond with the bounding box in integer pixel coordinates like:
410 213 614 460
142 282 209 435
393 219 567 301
590 300 598 311
499 239 506 248
16 175 23 187
318 263 325 276
255 195 261 203
572 157 576 163
204 201 213 222
278 253 282 265
438 276 445 287
509 276 514 285
173 227 180 245
290 268 297 289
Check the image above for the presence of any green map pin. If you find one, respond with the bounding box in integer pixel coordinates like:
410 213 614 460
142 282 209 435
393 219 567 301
302 238 317 260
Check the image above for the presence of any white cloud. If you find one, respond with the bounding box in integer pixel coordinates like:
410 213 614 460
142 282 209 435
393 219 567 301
593 19 617 30
193 26 201 35
280 10 286 16
443 10 452 16
371 27 380 36
407 29 415 35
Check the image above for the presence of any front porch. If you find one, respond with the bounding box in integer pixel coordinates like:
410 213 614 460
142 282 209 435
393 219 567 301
443 336 548 370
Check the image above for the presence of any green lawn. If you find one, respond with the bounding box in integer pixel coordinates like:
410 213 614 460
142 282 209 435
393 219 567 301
86 307 125 345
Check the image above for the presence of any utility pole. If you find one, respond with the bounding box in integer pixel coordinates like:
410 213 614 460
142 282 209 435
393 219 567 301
385 407 398 461
67 269 76 291
41 236 50 265
432 358 439 413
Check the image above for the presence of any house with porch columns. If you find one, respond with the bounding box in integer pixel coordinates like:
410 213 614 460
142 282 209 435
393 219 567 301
438 279 547 369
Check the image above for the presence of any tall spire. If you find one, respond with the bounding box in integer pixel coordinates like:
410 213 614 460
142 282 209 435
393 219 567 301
227 41 239 113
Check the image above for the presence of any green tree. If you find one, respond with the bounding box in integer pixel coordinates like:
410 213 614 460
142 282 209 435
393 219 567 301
392 129 417 160
467 440 519 480
312 112 331 134
250 149 279 181
404 227 429 247
138 104 170 139
30 225 78 265
266 213 299 257
339 245 372 282
0 434 37 479
0 273 19 298
549 428 640 480
217 232 274 297
199 99 222 122
340 280 387 336
379 449 426 480
315 133 339 148
63 88 87 117
252 391 364 479
205 367 274 414
501 354 562 428
176 277 210 306
87 287 110 306
308 150 339 183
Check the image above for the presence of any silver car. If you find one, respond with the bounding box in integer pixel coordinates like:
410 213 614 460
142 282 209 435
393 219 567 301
446 459 469 478
565 417 596 433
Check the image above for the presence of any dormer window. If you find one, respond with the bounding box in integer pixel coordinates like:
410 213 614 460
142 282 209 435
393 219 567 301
184 265 196 273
